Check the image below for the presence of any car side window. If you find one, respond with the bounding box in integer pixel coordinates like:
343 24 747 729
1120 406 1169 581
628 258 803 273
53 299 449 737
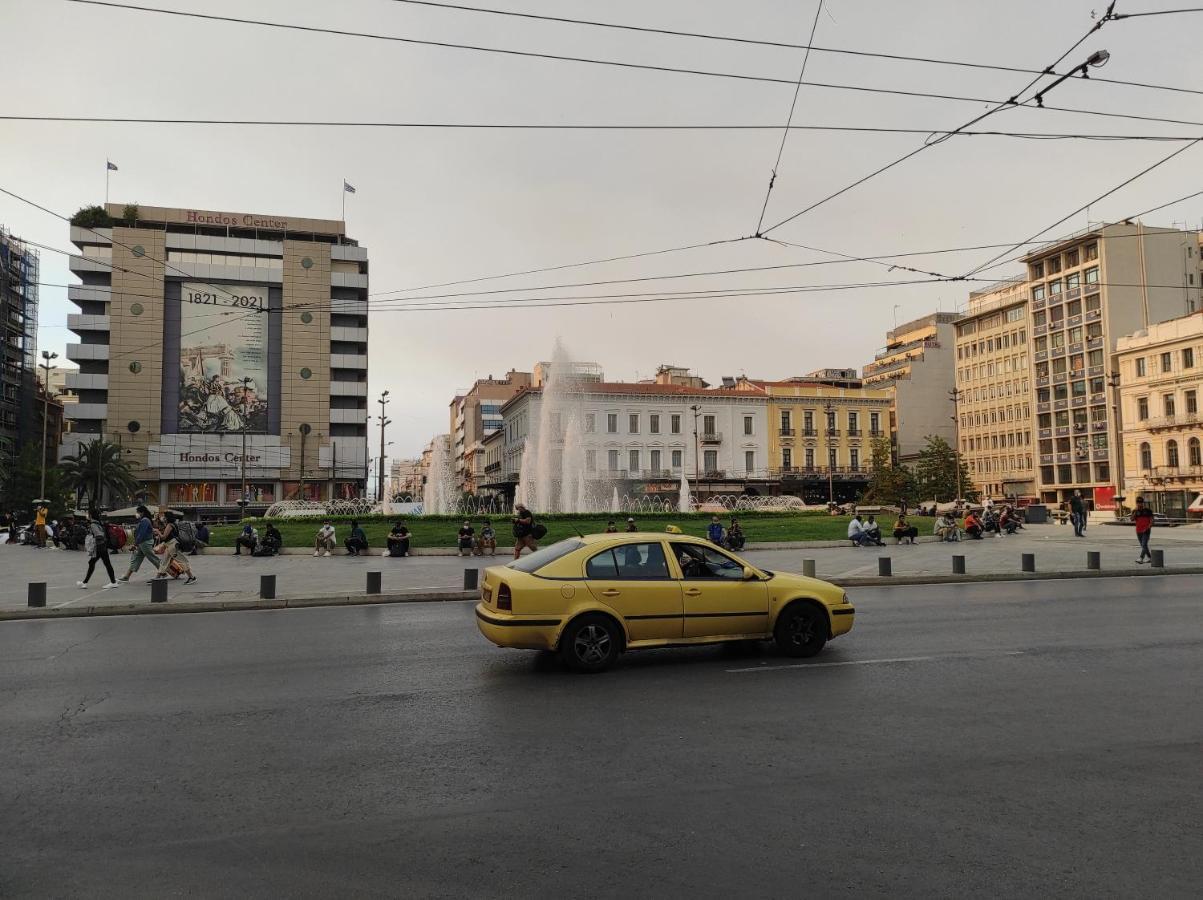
671 543 745 580
613 542 671 579
585 549 619 579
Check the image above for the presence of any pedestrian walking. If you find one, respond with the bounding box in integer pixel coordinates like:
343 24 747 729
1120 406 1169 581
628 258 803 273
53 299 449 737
117 506 161 581
512 503 538 559
1133 497 1155 564
76 513 119 590
1070 490 1086 537
154 512 197 584
313 520 336 556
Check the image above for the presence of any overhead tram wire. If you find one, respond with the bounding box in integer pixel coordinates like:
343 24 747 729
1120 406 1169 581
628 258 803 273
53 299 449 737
758 4 1120 237
961 138 1203 278
753 0 825 235
67 0 1201 104
376 0 1203 99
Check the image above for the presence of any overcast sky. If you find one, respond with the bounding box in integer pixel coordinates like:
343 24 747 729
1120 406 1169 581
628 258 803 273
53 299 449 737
3 0 1202 456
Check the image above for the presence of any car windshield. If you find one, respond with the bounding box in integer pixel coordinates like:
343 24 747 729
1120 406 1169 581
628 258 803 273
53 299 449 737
508 539 584 573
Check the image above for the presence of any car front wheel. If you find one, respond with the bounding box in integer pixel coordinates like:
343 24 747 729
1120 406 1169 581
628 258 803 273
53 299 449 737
774 603 828 658
559 614 621 673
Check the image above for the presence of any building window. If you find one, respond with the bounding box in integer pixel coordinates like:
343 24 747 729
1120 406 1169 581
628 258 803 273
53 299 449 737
1191 437 1201 467
1066 248 1079 268
745 450 754 472
1031 261 1044 279
804 448 814 469
1032 284 1045 301
1184 348 1195 369
780 410 791 432
828 447 837 469
1161 352 1173 373
606 413 618 434
870 412 880 434
629 413 640 434
743 415 753 436
1084 266 1099 284
1167 440 1180 468
1140 442 1152 470
703 450 718 473
1137 397 1149 420
585 449 596 471
1135 358 1146 378
650 449 661 473
703 414 716 436
850 448 860 470
782 448 792 469
583 413 595 433
1187 390 1198 415
1047 255 1062 274
629 449 640 473
607 449 619 472
1085 243 1098 261
848 412 858 434
671 449 683 469
1164 393 1176 417
803 410 814 432
649 414 660 434
670 414 682 434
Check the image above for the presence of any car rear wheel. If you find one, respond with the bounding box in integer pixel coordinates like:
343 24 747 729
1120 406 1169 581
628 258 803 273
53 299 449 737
774 603 827 658
559 614 621 673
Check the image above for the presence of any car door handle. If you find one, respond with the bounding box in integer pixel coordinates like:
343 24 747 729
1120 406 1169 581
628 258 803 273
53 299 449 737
684 589 702 596
601 589 621 597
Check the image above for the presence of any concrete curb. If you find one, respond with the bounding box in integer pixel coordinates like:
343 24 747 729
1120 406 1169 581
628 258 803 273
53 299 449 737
199 539 944 556
3 567 1199 622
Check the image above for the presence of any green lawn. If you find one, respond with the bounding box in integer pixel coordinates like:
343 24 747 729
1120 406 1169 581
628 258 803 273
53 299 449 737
206 512 934 550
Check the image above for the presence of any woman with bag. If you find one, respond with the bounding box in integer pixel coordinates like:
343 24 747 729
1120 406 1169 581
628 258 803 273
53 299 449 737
77 513 119 590
154 512 197 585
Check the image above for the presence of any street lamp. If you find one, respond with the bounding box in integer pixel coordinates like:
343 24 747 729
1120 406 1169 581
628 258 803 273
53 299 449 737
238 376 251 518
1033 49 1112 107
689 404 702 499
1107 372 1124 515
949 388 964 502
377 390 392 502
823 401 835 506
38 350 58 504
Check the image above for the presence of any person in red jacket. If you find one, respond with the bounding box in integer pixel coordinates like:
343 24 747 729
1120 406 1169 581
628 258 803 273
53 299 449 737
1132 496 1155 564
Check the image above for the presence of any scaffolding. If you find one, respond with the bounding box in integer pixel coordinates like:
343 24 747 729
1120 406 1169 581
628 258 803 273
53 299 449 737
0 225 40 467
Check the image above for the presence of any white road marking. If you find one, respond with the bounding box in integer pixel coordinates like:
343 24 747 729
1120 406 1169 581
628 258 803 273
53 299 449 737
727 655 934 673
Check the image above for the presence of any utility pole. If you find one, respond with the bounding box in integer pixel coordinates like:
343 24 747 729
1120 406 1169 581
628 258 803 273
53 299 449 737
378 390 391 502
949 388 964 502
38 350 58 504
299 424 311 498
238 376 250 518
689 404 702 500
1107 372 1125 515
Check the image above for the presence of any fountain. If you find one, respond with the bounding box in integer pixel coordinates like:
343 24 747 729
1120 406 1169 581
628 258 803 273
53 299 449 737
678 469 692 513
422 434 457 515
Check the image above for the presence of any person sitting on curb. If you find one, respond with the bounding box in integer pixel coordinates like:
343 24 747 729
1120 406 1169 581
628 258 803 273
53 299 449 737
727 517 745 551
707 515 725 546
935 512 960 542
604 519 618 533
258 523 282 556
387 522 411 557
457 521 475 557
893 513 919 545
474 520 496 556
964 510 984 540
625 517 638 532
234 524 258 556
190 522 210 556
847 515 872 547
863 516 886 546
345 519 368 556
313 520 336 557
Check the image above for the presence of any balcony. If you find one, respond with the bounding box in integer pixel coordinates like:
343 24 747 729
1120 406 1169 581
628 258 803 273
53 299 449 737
329 408 369 425
1034 350 1048 363
869 429 885 437
65 402 108 420
1052 372 1068 384
65 372 108 391
1036 376 1050 387
1090 393 1106 406
65 343 109 362
1056 453 1072 463
1034 324 1048 337
1055 426 1070 437
1032 297 1046 310
1068 315 1082 328
68 254 114 275
1066 286 1082 301
779 428 795 437
1071 396 1087 408
1040 454 1053 465
1085 308 1102 321
330 381 368 397
1054 399 1069 410
700 431 722 444
1087 338 1103 351
825 428 841 438
330 326 368 343
1051 346 1066 358
1038 428 1052 439
1072 423 1089 433
1037 402 1051 413
331 353 368 370
1146 413 1201 431
1069 342 1084 355
67 313 110 333
847 428 861 437
801 428 817 437
1150 464 1203 479
1092 449 1110 461
1091 421 1108 432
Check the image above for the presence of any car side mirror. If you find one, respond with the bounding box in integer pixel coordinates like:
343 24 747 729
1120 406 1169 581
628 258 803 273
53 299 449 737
742 566 758 581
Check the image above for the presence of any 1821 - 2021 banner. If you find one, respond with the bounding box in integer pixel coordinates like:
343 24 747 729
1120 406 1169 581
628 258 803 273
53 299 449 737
178 282 270 433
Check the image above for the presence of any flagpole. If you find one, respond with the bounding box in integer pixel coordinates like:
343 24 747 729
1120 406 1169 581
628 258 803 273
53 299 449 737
341 178 346 221
105 161 110 206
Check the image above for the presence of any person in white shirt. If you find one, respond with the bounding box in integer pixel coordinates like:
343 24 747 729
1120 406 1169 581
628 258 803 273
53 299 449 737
313 520 336 557
847 515 869 547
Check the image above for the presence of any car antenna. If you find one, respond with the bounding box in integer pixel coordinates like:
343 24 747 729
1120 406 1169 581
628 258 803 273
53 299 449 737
571 525 585 538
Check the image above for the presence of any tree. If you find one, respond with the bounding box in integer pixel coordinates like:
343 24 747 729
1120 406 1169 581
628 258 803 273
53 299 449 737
865 434 912 502
0 443 73 519
911 435 977 503
70 205 113 228
122 203 139 226
59 439 142 514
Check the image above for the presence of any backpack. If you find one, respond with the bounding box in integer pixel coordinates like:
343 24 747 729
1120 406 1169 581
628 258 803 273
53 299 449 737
106 523 127 551
531 522 547 540
176 520 197 552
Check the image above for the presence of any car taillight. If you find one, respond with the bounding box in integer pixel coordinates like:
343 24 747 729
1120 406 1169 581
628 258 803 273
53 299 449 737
496 583 512 611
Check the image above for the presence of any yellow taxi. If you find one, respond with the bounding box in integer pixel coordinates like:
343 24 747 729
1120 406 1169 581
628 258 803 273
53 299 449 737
475 532 854 672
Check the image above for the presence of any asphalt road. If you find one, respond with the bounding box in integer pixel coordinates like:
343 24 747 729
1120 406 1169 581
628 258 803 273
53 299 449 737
2 577 1200 898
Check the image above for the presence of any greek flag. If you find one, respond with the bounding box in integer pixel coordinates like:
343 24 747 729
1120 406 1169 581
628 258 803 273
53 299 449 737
343 181 356 194
107 160 118 171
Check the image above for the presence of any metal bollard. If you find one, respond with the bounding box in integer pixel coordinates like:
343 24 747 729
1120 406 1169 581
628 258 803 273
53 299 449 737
802 559 816 578
1087 551 1101 570
463 568 479 590
1151 549 1164 568
150 578 168 603
260 574 276 600
367 571 382 594
1022 553 1036 573
28 582 46 608
878 556 892 577
952 555 966 575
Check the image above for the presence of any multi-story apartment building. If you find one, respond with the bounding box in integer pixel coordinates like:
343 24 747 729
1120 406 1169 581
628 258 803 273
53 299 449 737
1028 223 1201 508
736 371 892 504
388 458 424 500
954 277 1036 502
0 226 39 468
64 203 369 516
450 370 533 494
862 312 959 461
1115 311 1203 516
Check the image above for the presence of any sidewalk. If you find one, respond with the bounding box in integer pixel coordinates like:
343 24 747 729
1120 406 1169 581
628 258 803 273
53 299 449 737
2 522 1197 620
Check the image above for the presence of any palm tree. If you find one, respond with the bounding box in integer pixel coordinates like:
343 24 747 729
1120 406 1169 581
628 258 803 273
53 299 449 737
60 438 142 515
